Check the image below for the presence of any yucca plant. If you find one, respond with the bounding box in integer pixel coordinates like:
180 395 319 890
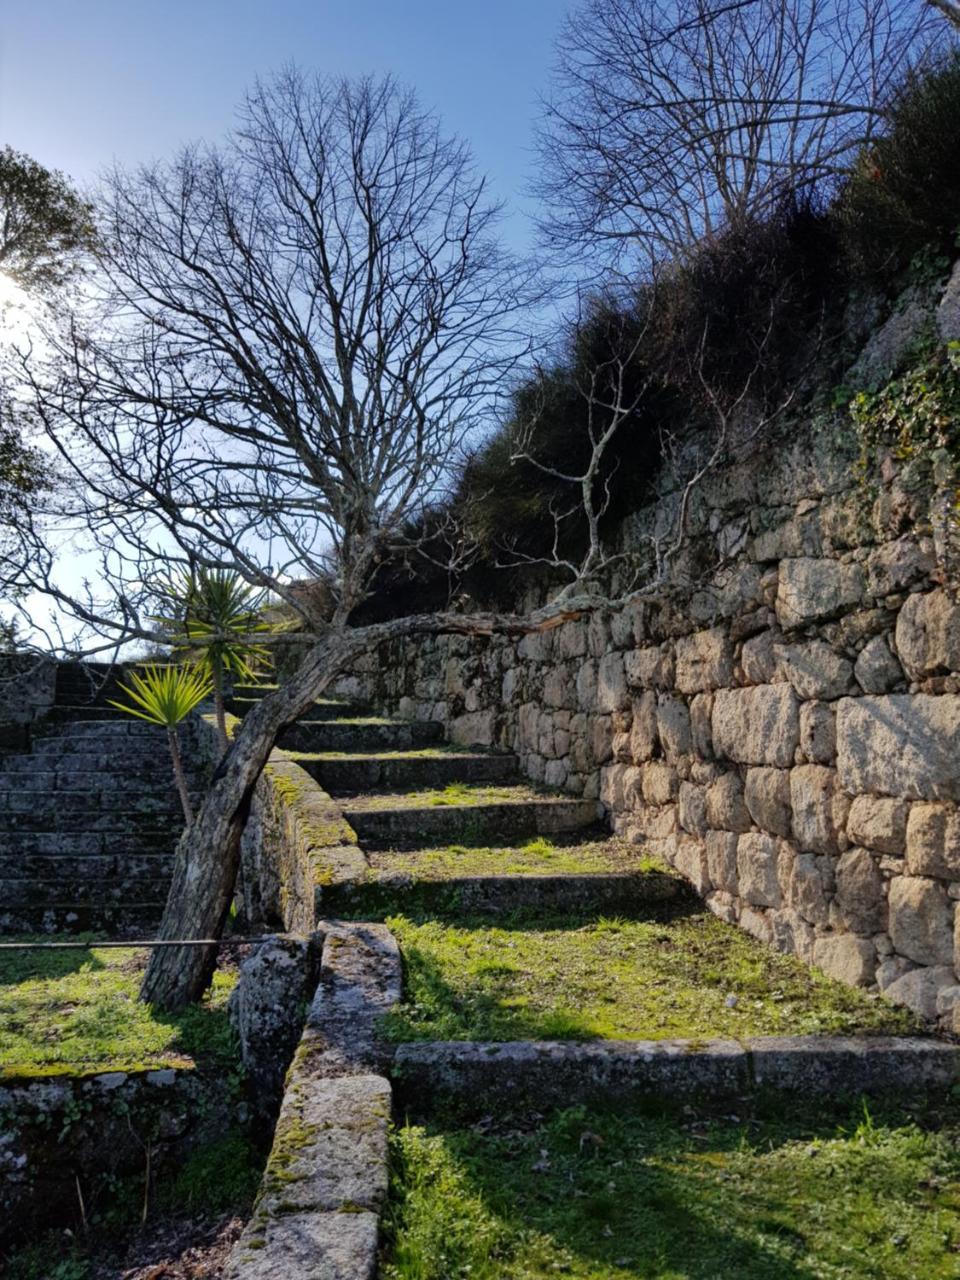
155 568 274 748
109 663 213 823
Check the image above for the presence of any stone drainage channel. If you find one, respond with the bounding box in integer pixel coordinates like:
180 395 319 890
223 687 960 1280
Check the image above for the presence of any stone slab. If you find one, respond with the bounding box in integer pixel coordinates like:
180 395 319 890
746 1036 960 1092
225 1209 379 1280
837 695 960 800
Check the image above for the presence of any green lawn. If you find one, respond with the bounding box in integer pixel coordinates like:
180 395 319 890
0 938 238 1078
370 836 670 879
383 909 918 1043
383 1096 960 1279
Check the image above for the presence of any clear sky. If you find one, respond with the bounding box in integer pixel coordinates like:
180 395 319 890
0 0 572 254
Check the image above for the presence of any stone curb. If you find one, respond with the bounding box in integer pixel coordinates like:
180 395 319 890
392 1035 960 1110
225 924 402 1279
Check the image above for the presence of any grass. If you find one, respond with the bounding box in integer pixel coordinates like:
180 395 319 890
285 744 500 761
343 782 559 811
0 937 238 1078
370 836 672 879
382 908 918 1043
382 1095 960 1279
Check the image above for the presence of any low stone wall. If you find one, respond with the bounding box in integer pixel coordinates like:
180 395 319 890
0 1065 240 1241
0 654 56 749
341 414 960 1028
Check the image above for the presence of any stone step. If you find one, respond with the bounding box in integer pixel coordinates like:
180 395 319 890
1 902 164 934
45 705 138 722
0 752 173 773
0 769 178 791
278 719 444 754
0 792 183 823
0 851 173 879
1 876 170 907
33 719 167 740
298 751 520 794
1 831 178 856
227 694 362 721
323 868 685 918
0 808 183 833
344 797 598 846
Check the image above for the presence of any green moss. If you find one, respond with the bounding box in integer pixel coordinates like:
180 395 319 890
381 909 919 1044
370 837 671 879
344 782 557 812
0 937 238 1078
261 1112 318 1192
383 1094 960 1278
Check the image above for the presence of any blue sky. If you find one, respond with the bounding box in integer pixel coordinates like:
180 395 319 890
0 0 571 254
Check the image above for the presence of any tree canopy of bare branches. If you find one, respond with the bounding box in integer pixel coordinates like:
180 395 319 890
5 70 535 655
535 0 949 273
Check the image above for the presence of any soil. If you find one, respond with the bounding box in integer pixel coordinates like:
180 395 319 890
89 1214 244 1280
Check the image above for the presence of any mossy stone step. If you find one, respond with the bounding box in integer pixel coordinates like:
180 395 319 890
323 868 685 918
344 797 597 846
296 750 520 794
278 719 444 753
227 694 361 720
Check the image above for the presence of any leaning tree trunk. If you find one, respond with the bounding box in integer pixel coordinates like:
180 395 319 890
166 725 194 825
139 605 582 1010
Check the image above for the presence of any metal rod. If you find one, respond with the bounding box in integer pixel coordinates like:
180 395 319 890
0 937 280 950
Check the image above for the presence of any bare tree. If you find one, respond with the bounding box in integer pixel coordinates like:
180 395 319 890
6 73 761 1011
928 0 960 31
535 0 949 273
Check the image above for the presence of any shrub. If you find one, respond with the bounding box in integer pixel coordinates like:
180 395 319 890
837 51 960 286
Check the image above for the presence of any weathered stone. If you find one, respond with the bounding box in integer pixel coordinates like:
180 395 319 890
624 644 674 691
656 694 692 759
740 631 780 684
739 905 773 943
784 851 830 925
894 590 960 679
542 665 575 710
799 701 836 764
812 934 875 987
228 937 320 1114
776 558 865 629
226 1210 379 1280
846 795 908 854
905 803 960 879
596 652 628 713
626 691 657 763
938 258 960 343
737 833 782 907
575 660 597 711
675 627 734 694
884 967 957 1021
673 836 711 894
678 782 708 837
744 767 792 837
887 876 955 966
847 289 931 390
769 907 815 961
834 848 885 935
712 685 799 768
705 830 739 894
591 715 614 767
876 955 918 991
706 772 751 833
790 765 849 855
641 761 678 806
853 635 903 694
775 641 853 701
705 889 738 923
837 695 960 801
866 537 936 597
557 620 587 660
690 692 713 758
450 710 494 747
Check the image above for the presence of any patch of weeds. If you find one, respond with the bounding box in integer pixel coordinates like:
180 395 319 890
344 783 554 812
369 836 672 881
380 910 919 1044
158 1130 263 1214
381 1094 960 1278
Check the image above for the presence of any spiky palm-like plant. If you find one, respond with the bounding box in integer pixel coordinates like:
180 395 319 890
156 569 274 748
109 663 212 823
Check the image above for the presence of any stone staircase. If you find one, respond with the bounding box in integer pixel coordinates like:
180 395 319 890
0 665 191 933
231 685 682 919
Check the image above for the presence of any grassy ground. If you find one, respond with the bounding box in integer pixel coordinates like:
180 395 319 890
0 938 238 1078
382 1095 960 1279
285 744 502 761
382 908 918 1042
344 782 557 810
369 836 672 878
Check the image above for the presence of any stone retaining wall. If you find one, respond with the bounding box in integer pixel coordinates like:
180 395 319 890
0 1065 239 1241
339 410 960 1028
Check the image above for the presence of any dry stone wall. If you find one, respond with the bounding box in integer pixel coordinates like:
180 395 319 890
342 412 960 1031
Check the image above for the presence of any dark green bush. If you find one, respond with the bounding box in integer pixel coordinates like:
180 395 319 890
837 51 960 286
